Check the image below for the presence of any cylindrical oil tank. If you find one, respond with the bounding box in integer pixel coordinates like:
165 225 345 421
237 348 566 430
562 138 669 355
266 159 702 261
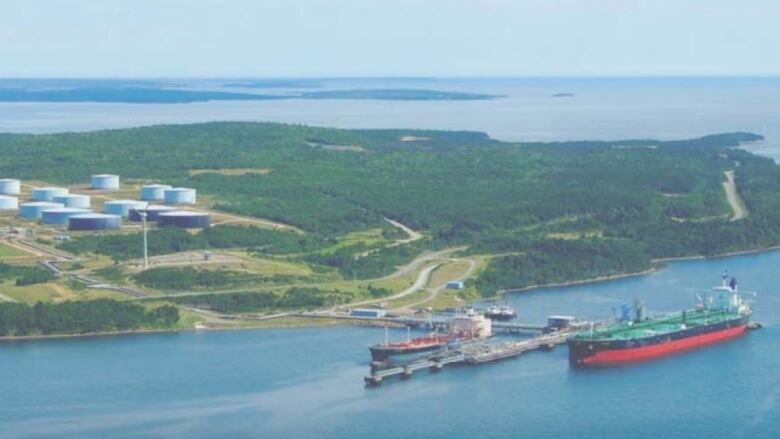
19 202 64 219
157 211 210 228
0 179 21 195
128 204 175 222
40 208 91 225
31 187 69 201
103 200 147 217
68 213 122 231
91 174 120 190
0 195 18 210
140 184 172 201
53 194 91 209
163 187 197 204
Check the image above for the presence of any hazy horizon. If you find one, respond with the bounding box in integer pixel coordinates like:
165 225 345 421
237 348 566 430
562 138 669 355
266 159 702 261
2 0 778 78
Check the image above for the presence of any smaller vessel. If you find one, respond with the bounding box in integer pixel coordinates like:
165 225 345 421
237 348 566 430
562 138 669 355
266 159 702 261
369 310 492 363
485 303 516 321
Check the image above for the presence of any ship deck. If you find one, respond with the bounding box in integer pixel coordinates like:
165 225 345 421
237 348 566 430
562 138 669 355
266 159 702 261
572 309 742 342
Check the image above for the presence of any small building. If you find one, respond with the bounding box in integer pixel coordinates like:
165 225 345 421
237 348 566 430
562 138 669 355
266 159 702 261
53 194 91 209
91 174 120 190
350 308 387 318
547 315 577 330
163 187 197 204
0 179 21 195
19 202 65 219
31 187 69 201
140 184 172 201
446 281 465 290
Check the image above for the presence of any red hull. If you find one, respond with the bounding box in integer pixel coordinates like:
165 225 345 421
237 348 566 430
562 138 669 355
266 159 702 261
579 324 747 366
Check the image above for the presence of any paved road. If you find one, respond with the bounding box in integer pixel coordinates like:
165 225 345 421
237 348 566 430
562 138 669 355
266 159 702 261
396 257 478 311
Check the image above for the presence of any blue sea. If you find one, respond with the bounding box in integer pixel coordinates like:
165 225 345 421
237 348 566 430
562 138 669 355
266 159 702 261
0 78 779 438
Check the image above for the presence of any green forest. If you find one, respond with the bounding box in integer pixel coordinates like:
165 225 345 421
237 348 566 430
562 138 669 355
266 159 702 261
0 300 179 336
1 122 776 296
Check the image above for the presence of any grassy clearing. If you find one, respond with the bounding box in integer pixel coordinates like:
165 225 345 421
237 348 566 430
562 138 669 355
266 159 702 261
0 242 30 259
188 167 272 176
1 281 127 304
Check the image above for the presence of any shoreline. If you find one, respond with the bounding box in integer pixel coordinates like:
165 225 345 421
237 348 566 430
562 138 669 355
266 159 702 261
3 244 780 342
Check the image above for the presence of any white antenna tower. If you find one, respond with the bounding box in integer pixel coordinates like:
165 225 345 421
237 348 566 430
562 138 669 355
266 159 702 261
133 203 150 269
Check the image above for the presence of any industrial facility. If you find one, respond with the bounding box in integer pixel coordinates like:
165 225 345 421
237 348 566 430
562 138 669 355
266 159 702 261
53 194 91 209
68 213 122 231
40 207 92 225
19 202 64 219
0 179 21 195
0 195 18 211
91 174 120 190
9 173 212 236
129 204 175 221
140 184 172 201
164 187 197 204
31 187 69 201
157 210 210 228
103 199 147 217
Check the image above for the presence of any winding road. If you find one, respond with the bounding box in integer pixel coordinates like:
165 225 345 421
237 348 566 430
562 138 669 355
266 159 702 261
723 170 747 221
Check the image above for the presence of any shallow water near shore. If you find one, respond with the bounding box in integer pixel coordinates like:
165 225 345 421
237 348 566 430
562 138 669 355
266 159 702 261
1 249 778 439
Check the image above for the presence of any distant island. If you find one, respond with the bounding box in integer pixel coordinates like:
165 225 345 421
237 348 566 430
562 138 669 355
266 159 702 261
222 79 324 88
300 88 501 100
0 87 283 104
0 86 501 103
552 92 575 98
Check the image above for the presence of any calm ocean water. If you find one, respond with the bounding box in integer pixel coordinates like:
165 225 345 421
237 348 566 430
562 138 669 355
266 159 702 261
0 78 779 438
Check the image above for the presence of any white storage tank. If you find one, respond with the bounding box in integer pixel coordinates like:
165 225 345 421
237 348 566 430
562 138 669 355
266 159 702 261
0 195 18 210
31 187 69 201
140 184 172 201
40 207 91 225
164 187 197 204
0 179 21 195
53 194 91 209
91 174 120 190
19 202 64 219
103 200 147 217
68 213 122 231
157 210 210 228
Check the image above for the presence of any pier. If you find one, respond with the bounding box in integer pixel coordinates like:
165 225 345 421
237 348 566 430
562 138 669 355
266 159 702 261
299 310 547 334
364 330 573 386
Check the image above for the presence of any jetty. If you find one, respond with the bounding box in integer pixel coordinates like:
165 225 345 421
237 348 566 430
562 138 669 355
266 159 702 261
365 330 573 386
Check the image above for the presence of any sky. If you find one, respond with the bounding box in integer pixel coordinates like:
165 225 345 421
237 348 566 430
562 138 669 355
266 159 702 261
0 0 778 78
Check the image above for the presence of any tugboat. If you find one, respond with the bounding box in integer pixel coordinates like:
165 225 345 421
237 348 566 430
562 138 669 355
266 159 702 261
485 303 516 321
568 273 755 367
369 309 492 363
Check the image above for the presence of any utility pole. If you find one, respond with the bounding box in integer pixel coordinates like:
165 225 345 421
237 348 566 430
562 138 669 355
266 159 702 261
141 210 148 270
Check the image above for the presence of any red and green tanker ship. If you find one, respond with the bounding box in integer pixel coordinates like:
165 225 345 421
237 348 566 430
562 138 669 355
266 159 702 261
568 274 754 367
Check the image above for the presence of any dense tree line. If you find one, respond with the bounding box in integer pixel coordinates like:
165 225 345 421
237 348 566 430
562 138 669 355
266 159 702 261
476 238 652 295
170 288 350 313
59 225 327 261
0 300 179 336
0 263 56 286
132 266 298 290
